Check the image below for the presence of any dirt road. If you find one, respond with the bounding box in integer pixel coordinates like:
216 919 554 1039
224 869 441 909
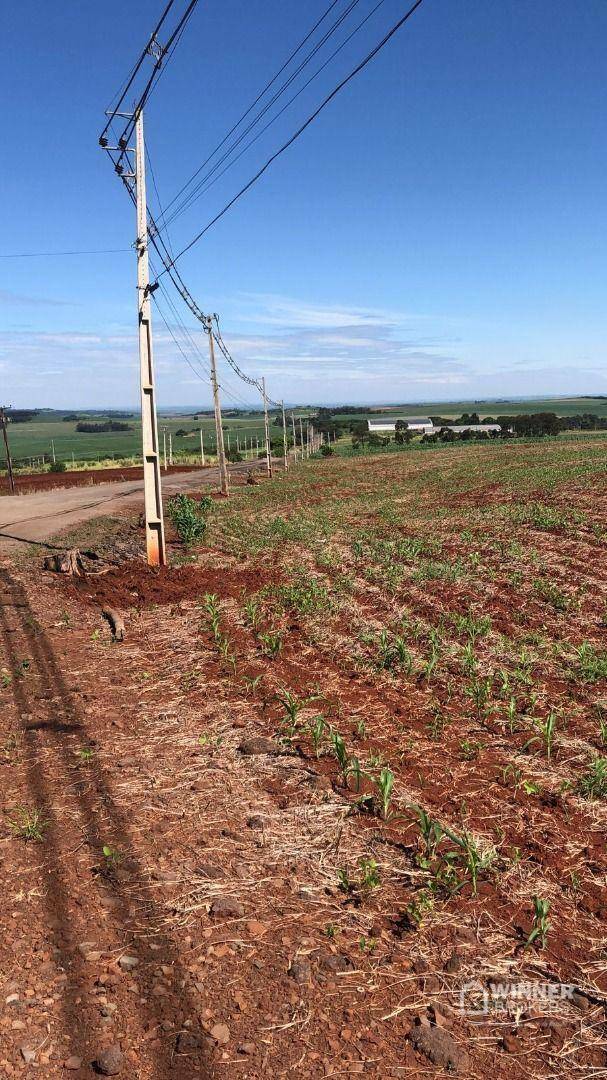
0 461 265 549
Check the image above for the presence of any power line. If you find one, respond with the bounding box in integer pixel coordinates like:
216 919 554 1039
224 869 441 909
158 0 344 224
158 0 364 230
159 0 425 271
160 0 389 231
0 248 131 259
100 0 200 171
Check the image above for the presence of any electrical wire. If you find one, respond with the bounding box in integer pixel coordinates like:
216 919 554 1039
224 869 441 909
0 248 131 258
101 0 178 139
158 0 344 223
160 0 425 270
158 0 364 229
160 0 389 230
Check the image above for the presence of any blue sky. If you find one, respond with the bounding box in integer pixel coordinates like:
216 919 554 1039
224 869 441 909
2 0 606 409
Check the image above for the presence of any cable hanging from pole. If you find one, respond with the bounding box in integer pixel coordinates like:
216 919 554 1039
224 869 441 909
157 0 425 271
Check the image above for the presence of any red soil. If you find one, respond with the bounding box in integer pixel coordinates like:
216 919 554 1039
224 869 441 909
0 464 201 495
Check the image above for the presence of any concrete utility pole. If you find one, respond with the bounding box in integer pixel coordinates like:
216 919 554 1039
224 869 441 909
291 413 297 462
207 317 229 496
262 377 272 478
163 429 167 471
200 429 205 466
0 408 15 493
51 439 56 464
169 432 173 466
299 416 304 460
135 110 166 566
281 400 288 470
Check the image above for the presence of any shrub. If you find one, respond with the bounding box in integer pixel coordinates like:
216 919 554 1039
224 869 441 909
167 494 212 547
319 443 334 457
49 460 67 473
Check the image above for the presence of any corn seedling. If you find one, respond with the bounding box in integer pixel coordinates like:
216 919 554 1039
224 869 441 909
241 673 262 695
77 747 94 765
7 807 47 842
524 710 558 759
243 596 262 631
405 889 435 928
330 730 350 782
202 593 221 640
102 844 121 869
309 715 328 757
259 630 283 658
359 857 380 890
414 806 444 861
526 896 551 949
452 830 497 896
467 675 492 717
577 756 607 799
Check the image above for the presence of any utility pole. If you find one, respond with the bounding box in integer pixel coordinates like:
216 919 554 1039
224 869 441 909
281 401 288 470
207 317 229 496
262 377 272 478
291 413 297 462
299 416 304 460
163 429 167 471
135 109 166 567
0 408 15 494
169 432 173 466
200 429 205 466
51 439 56 464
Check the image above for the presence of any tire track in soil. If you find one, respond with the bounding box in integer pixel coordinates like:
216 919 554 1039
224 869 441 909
0 566 216 1079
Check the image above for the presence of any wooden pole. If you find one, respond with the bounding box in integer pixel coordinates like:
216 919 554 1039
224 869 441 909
200 428 205 466
0 408 15 493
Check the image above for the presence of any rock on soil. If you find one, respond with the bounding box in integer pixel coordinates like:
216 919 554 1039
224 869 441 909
238 737 279 755
94 1043 124 1075
117 954 139 972
409 1025 470 1073
209 896 245 919
210 1023 230 1045
289 957 312 985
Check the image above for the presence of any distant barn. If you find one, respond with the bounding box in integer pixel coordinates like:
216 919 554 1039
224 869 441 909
367 416 433 434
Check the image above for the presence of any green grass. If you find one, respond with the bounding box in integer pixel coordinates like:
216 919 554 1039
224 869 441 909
2 412 275 470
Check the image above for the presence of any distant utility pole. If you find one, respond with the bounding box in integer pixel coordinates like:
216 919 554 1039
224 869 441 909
169 431 173 466
200 429 205 466
281 401 288 470
299 416 304 460
262 377 272 478
207 317 229 496
291 413 298 462
51 439 56 464
135 109 166 566
0 408 15 493
163 429 167 471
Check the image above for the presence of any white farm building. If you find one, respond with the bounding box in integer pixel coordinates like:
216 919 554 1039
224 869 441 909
367 416 433 434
